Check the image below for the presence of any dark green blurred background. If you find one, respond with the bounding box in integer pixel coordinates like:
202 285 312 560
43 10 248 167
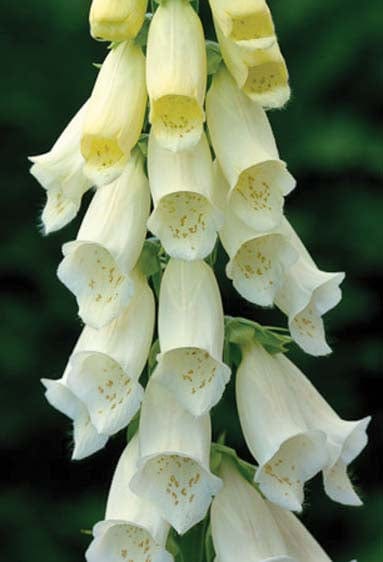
1 1 382 560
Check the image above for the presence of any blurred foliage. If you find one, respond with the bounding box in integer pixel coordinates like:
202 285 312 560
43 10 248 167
0 0 382 560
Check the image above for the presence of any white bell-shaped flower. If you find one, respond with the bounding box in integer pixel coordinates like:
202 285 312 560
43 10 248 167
147 131 223 260
89 0 148 41
57 150 150 329
86 436 173 562
130 380 222 535
275 220 345 356
236 342 328 511
153 258 231 416
275 353 370 506
220 207 298 307
146 0 207 151
29 101 92 234
81 40 147 186
207 67 295 231
41 275 154 458
215 25 290 108
208 0 276 50
212 458 300 562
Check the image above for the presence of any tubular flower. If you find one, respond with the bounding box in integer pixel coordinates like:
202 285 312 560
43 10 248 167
57 150 150 329
86 436 173 562
29 101 92 234
81 40 147 187
215 24 290 108
89 0 148 42
42 275 154 458
236 342 328 511
147 131 222 260
152 258 231 416
275 353 371 506
209 0 276 50
220 206 298 308
207 67 295 231
146 0 207 151
130 380 222 535
212 457 335 562
275 220 345 356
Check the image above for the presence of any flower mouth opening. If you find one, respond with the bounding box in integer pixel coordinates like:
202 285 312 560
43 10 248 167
87 522 159 562
231 11 274 42
81 135 127 184
155 347 231 416
58 242 134 328
151 95 204 150
244 61 289 107
148 191 218 260
255 431 327 512
231 162 292 230
68 352 143 435
229 234 294 307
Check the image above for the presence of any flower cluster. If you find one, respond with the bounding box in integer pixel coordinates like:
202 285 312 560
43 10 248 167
30 1 370 560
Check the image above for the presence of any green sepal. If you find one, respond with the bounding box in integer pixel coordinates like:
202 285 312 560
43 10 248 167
211 442 257 487
92 62 102 70
148 339 160 376
80 529 93 536
135 13 153 48
205 523 216 562
108 41 122 50
206 41 222 75
126 411 140 442
138 239 162 278
225 316 293 356
137 133 149 158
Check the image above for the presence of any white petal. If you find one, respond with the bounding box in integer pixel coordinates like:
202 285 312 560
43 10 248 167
212 458 296 562
29 101 92 233
66 279 155 435
323 459 363 507
57 152 150 328
146 0 206 151
154 258 231 414
209 0 276 49
216 27 290 108
147 132 222 260
41 378 107 459
81 41 147 186
86 437 173 562
89 0 148 41
267 502 332 562
207 67 295 230
236 343 328 511
130 381 222 534
276 220 345 356
153 349 230 417
220 209 298 307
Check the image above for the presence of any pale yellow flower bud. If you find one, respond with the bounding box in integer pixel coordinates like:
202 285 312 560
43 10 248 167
89 0 148 41
216 23 290 108
81 41 147 187
209 0 276 49
146 0 207 151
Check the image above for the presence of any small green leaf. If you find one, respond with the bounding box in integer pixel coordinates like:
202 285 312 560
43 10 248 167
225 316 293 355
137 133 149 157
206 41 222 75
211 443 257 487
92 62 102 70
148 339 160 375
80 529 93 536
126 411 140 442
138 239 162 278
135 13 153 48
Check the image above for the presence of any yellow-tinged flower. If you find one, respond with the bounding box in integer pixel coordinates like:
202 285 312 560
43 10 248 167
89 0 148 41
215 23 290 108
207 67 295 231
29 101 92 234
81 41 147 187
57 150 150 329
147 131 222 260
146 0 207 151
209 0 276 49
